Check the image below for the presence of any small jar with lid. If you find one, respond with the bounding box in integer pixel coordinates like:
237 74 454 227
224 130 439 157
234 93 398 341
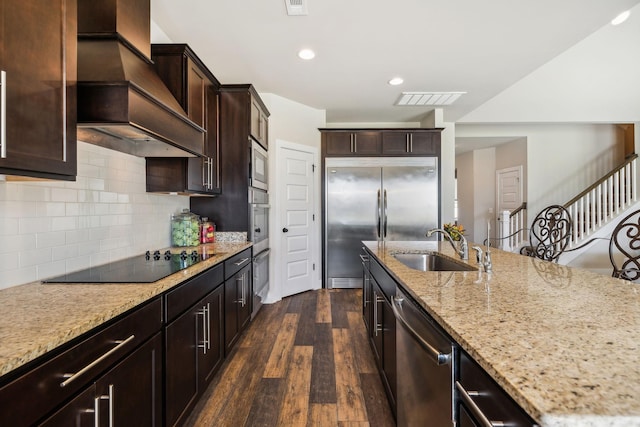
171 208 201 247
200 217 216 244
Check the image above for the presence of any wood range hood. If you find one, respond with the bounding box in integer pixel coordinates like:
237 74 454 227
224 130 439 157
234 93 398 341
76 0 205 157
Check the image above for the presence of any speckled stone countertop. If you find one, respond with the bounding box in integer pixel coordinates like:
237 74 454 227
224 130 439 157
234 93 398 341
0 241 251 379
363 241 640 427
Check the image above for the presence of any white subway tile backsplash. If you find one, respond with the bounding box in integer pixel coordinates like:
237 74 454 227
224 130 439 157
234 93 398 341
0 141 190 287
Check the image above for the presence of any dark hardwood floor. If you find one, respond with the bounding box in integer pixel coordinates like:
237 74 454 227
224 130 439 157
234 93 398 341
184 289 395 426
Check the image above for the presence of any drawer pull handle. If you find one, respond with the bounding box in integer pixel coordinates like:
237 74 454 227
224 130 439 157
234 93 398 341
234 257 250 266
455 381 505 427
60 335 135 387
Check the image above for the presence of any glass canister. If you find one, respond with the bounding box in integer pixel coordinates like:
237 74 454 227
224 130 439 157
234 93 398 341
200 217 216 244
171 209 201 247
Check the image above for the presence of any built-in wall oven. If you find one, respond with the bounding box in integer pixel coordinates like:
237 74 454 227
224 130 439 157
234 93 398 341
250 139 268 191
250 187 270 318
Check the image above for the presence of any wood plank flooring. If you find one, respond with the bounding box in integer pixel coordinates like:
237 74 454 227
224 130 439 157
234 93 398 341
184 289 395 427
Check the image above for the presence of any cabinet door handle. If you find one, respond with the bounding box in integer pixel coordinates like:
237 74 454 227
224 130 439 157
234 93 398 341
1 70 6 159
353 134 357 152
410 134 413 152
197 306 208 354
455 381 505 427
108 384 114 427
94 395 100 427
94 384 114 427
60 335 135 387
234 257 250 267
206 302 211 350
406 133 410 153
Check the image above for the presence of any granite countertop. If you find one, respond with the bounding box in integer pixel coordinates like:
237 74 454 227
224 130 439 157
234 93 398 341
0 241 252 379
363 240 640 427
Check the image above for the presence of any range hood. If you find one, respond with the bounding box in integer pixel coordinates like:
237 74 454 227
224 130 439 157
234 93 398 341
76 0 204 157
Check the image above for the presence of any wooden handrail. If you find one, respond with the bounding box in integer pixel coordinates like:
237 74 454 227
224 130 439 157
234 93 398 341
564 153 638 207
509 202 527 218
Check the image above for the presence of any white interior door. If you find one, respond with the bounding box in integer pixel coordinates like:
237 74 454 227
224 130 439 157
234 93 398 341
278 145 316 298
496 166 523 213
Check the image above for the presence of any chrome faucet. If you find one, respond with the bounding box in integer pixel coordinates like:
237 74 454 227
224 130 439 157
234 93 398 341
427 228 468 260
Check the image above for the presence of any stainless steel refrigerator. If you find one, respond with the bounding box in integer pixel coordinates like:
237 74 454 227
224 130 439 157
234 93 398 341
325 157 439 288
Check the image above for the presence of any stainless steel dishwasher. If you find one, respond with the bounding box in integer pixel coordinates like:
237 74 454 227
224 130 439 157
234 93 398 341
393 287 456 427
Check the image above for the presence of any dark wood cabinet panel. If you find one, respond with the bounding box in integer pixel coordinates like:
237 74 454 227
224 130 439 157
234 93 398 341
322 129 441 158
0 0 77 180
250 95 269 149
164 265 225 427
324 131 382 156
224 263 252 355
191 85 269 232
147 44 220 195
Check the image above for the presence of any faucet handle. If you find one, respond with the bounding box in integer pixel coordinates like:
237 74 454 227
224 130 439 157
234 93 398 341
471 246 483 264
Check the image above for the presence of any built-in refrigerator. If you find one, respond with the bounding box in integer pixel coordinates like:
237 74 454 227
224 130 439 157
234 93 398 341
325 157 439 288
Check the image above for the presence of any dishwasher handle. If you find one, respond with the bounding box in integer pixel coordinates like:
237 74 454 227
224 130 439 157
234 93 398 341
392 296 451 365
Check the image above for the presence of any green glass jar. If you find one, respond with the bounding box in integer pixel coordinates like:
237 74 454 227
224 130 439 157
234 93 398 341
171 209 201 247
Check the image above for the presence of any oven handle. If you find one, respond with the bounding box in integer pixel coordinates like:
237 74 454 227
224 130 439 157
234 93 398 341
253 248 271 262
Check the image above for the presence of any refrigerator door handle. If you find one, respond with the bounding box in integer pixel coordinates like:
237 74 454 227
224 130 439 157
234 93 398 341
377 189 381 239
383 189 388 238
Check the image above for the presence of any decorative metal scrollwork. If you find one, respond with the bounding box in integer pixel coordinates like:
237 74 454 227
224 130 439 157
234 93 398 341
609 209 640 282
528 205 572 262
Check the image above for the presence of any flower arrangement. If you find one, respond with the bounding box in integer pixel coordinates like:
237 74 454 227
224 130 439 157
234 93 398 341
443 223 465 241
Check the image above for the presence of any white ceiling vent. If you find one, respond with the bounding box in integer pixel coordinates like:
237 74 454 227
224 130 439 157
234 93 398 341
285 0 308 16
395 92 466 106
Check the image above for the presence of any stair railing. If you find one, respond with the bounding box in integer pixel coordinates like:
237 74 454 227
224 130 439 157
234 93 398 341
494 203 527 251
564 154 638 249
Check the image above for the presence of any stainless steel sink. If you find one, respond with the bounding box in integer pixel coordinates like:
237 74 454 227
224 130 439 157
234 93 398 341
391 253 476 272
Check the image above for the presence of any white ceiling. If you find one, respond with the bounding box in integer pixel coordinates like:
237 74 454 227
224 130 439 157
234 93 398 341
151 0 640 124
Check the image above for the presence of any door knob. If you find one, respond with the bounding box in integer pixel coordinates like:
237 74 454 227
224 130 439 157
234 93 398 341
282 228 289 233
255 228 261 233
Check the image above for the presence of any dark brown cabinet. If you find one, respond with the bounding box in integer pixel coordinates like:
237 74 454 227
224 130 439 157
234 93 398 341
0 0 77 180
322 129 441 158
41 333 163 427
381 131 439 156
0 298 162 426
191 85 270 232
224 248 253 354
250 94 269 149
323 131 382 156
146 44 221 195
164 264 225 427
364 252 397 413
456 350 537 427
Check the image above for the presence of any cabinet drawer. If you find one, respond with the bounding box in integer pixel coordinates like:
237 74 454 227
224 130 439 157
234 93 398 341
0 298 162 427
165 263 224 322
224 248 252 279
457 350 537 427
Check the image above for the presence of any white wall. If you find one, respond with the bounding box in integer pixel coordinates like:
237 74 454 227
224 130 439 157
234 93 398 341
259 93 326 302
456 151 475 239
0 142 189 290
457 123 625 220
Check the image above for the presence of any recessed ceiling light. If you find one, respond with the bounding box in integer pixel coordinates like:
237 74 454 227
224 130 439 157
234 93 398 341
611 10 630 25
388 77 404 86
298 49 315 60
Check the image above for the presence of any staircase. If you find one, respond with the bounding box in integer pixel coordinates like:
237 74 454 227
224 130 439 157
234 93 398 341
499 154 639 265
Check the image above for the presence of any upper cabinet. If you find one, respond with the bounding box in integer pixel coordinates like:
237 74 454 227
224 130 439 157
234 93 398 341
146 44 221 195
250 94 269 149
321 129 441 157
0 0 77 180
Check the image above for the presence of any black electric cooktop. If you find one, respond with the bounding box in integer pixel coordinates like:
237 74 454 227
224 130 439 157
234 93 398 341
43 250 210 284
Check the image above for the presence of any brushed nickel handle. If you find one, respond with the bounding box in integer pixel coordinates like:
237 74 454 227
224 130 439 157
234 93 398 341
197 307 208 354
60 335 135 387
353 134 357 152
1 70 6 158
108 384 114 427
234 257 250 267
383 189 388 238
376 189 381 239
410 134 413 152
406 134 410 152
206 302 211 350
94 395 100 427
373 292 384 337
455 381 505 427
392 297 450 365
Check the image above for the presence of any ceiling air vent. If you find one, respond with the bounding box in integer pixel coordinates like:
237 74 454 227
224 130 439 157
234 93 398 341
285 0 308 15
395 92 466 106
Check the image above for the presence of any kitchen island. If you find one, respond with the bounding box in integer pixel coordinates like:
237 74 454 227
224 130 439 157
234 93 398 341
364 240 640 427
0 241 252 378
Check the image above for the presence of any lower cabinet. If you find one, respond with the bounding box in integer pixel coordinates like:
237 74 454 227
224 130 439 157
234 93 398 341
456 350 537 427
41 333 163 426
164 265 225 427
224 263 252 355
364 251 397 414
